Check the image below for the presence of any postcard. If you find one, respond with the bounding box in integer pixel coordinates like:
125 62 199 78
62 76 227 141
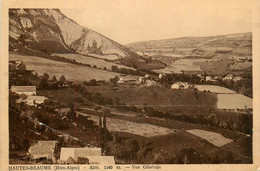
1 0 260 170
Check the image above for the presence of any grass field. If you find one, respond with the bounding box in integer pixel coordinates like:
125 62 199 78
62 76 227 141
187 129 233 147
195 85 236 94
85 85 218 114
88 53 120 60
229 61 252 71
78 111 177 137
52 53 135 71
170 58 208 72
9 54 119 81
217 94 252 109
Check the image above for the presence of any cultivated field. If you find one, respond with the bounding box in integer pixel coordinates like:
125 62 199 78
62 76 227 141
85 85 218 114
187 129 233 147
229 61 252 71
195 85 236 94
170 58 207 72
9 54 119 81
78 112 177 137
217 94 252 109
88 53 120 60
52 53 135 70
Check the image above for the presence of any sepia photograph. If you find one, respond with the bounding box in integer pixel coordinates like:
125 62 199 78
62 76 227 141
2 0 259 169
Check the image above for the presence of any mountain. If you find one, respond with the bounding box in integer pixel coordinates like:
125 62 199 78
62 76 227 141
9 9 135 57
126 33 252 57
9 9 165 70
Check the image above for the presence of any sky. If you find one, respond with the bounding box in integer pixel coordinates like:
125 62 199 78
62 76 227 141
61 0 252 45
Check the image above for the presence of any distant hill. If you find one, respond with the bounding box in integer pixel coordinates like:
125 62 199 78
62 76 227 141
127 33 252 75
126 33 252 57
9 9 164 70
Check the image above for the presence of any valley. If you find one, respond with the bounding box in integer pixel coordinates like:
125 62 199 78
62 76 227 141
8 8 253 164
127 33 252 75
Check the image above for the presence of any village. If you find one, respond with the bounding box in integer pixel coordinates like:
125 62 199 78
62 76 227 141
10 85 115 164
9 58 252 164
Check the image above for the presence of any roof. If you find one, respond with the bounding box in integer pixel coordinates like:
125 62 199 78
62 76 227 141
225 74 233 77
172 82 188 87
120 75 138 81
86 156 115 164
60 147 102 161
29 141 57 158
11 86 36 92
65 156 76 164
27 96 48 101
172 82 182 86
74 148 102 159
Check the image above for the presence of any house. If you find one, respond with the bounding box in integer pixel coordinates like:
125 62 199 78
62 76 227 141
171 82 183 89
171 82 189 89
158 73 166 79
64 156 76 164
205 76 213 82
60 147 102 162
11 86 36 96
144 74 150 78
233 76 243 82
136 77 145 84
29 141 58 163
197 74 202 78
223 74 233 81
144 80 157 87
85 156 115 164
181 82 190 89
117 76 141 84
25 96 49 106
213 76 220 80
117 76 138 84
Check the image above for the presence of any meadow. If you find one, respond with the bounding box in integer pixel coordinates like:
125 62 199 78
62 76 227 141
52 53 135 71
195 85 236 94
187 129 233 147
9 54 119 81
85 85 218 114
78 111 177 137
217 94 252 110
169 58 208 72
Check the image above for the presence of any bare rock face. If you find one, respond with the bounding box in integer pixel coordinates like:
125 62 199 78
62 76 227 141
9 9 133 58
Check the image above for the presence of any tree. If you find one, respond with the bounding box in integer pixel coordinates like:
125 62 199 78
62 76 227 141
111 65 119 72
109 76 119 85
67 103 76 121
43 73 50 80
39 75 49 89
89 79 97 86
59 75 66 86
51 76 57 82
17 61 27 74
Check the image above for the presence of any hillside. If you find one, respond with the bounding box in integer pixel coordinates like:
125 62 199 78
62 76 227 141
127 33 252 56
9 9 164 70
127 33 252 74
9 53 120 81
10 9 130 58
